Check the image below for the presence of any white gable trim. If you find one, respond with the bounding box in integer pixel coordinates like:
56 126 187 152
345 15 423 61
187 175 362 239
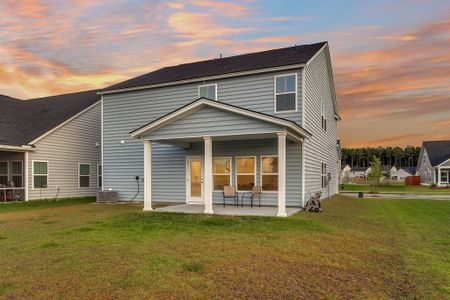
437 157 450 167
130 98 311 139
28 101 101 145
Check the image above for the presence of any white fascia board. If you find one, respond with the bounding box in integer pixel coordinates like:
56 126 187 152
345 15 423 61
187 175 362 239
0 144 34 152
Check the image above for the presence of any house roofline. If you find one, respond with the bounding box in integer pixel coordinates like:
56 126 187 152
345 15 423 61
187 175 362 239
98 63 307 96
0 144 34 152
28 101 102 145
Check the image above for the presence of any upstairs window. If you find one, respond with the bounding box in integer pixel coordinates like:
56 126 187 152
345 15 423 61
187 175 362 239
275 74 297 112
79 163 91 188
198 84 217 100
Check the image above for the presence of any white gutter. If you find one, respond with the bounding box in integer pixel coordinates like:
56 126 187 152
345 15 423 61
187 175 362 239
0 144 34 152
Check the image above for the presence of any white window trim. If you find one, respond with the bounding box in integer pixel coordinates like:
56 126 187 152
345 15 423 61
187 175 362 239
260 155 278 193
198 83 218 100
0 160 9 184
274 73 298 113
78 163 91 188
97 164 102 188
441 170 449 183
32 160 49 189
213 157 232 192
235 156 257 192
11 160 23 187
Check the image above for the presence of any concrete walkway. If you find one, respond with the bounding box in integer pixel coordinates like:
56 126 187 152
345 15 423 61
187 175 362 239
341 192 450 200
154 204 301 217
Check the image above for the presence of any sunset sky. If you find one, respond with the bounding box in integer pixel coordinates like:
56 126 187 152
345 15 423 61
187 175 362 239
0 0 449 147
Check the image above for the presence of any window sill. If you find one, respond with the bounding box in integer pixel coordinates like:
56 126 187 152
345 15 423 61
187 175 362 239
274 110 298 114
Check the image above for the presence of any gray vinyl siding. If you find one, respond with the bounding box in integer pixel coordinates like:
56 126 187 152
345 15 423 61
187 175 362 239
303 47 339 199
417 148 434 184
103 69 304 202
143 106 283 140
27 102 101 200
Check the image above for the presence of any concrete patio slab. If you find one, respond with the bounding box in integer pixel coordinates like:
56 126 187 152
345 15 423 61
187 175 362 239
154 204 301 217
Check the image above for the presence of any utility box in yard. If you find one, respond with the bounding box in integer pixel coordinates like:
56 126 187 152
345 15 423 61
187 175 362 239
97 191 118 203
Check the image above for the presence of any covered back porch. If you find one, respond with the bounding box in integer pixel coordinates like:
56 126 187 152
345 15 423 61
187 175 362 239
0 145 32 202
130 98 311 217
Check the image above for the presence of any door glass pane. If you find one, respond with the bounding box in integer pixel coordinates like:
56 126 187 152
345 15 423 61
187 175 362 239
190 160 201 197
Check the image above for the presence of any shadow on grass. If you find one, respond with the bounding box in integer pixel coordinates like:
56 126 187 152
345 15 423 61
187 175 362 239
0 197 96 214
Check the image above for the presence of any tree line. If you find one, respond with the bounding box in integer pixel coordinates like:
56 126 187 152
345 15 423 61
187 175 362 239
341 146 421 168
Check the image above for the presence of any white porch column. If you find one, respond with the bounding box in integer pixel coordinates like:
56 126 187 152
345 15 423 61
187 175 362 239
143 140 152 211
437 167 441 186
277 132 287 217
24 151 29 201
301 138 305 207
203 137 214 214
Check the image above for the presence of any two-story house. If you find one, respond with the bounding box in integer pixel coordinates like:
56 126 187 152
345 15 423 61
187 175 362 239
99 41 340 216
417 140 450 186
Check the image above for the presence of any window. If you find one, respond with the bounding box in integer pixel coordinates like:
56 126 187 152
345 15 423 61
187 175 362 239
0 161 8 185
213 157 231 190
97 164 102 188
261 156 278 191
275 74 297 112
441 170 449 183
79 163 91 188
321 162 327 189
11 161 23 187
321 99 327 131
236 157 256 191
198 84 217 100
33 161 48 189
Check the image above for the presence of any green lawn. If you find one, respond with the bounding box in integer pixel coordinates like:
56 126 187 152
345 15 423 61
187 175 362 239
0 196 449 299
340 183 450 194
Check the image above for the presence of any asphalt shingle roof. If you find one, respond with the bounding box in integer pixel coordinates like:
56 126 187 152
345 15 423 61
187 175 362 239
0 90 100 147
423 141 450 166
102 42 327 92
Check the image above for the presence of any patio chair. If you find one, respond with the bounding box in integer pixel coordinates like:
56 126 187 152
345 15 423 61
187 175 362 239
223 186 238 207
241 186 262 208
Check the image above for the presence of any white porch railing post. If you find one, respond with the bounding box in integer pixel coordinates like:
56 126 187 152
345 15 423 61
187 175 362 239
143 140 152 211
203 137 214 214
277 132 287 217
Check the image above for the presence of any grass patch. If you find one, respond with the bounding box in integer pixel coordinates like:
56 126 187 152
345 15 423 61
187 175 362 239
340 183 450 194
0 196 448 299
39 242 61 248
0 197 95 214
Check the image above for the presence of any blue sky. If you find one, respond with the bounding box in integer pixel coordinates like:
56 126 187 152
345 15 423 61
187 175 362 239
0 0 449 146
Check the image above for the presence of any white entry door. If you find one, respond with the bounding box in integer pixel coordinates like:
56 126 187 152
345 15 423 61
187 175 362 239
186 157 203 204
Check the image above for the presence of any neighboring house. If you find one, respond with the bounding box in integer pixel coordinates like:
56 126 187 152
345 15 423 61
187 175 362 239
99 41 340 216
417 141 450 186
391 167 416 181
348 166 371 180
0 91 101 201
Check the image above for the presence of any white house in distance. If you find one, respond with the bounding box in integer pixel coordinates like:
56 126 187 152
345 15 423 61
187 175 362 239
417 141 450 186
348 166 371 180
391 167 416 181
0 91 101 201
